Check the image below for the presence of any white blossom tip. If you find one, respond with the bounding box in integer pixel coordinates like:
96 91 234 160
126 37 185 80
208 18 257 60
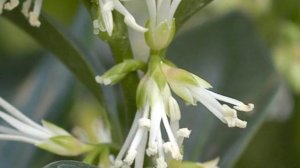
29 12 41 27
138 118 151 128
236 119 247 128
163 142 182 160
4 0 19 10
177 128 191 138
146 143 158 156
234 103 254 112
113 160 123 168
156 157 167 168
123 149 137 165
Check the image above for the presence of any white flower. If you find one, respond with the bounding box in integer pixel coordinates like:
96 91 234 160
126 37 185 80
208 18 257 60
162 64 254 128
0 97 90 156
93 0 147 36
113 76 190 168
22 0 44 27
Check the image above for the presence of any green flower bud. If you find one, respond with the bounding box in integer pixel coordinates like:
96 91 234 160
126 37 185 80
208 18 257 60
145 19 176 51
95 59 146 85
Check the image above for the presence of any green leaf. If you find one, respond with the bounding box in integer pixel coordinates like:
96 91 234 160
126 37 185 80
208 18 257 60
3 11 105 106
175 0 214 29
43 160 95 168
168 12 284 167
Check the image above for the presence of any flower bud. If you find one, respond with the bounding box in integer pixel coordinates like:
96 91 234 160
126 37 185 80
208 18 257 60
145 19 176 51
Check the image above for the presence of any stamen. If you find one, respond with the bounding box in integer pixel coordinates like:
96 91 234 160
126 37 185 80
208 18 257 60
123 149 137 165
156 157 167 168
177 128 191 138
4 0 19 11
29 0 43 27
207 90 254 112
21 0 32 17
114 112 141 163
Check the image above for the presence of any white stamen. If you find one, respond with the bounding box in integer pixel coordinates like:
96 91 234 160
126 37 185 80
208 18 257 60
123 149 137 165
29 0 43 27
207 90 254 112
114 112 141 163
177 128 191 138
156 157 167 168
4 0 19 10
21 0 32 17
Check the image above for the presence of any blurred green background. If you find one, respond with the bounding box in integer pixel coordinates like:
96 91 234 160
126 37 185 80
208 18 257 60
0 0 300 168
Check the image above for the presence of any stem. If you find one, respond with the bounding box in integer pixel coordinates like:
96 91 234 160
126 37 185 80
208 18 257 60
108 12 140 135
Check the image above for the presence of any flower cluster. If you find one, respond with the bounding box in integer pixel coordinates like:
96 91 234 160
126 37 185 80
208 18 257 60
112 75 191 168
0 97 91 156
96 56 254 167
0 0 44 27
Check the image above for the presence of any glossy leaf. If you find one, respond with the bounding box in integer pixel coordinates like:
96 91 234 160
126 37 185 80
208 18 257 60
168 12 283 168
43 160 95 168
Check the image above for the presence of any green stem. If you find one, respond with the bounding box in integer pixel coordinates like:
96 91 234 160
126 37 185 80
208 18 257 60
107 12 140 135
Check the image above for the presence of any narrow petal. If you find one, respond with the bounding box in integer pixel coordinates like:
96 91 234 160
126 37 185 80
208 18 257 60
0 111 50 139
112 0 147 32
207 90 254 112
0 97 49 133
168 0 182 22
0 134 39 144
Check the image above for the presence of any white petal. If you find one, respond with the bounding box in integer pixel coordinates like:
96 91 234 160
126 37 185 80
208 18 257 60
0 111 50 140
112 0 147 32
190 87 227 123
207 90 254 112
168 0 181 22
0 97 48 133
0 134 39 144
21 0 32 17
